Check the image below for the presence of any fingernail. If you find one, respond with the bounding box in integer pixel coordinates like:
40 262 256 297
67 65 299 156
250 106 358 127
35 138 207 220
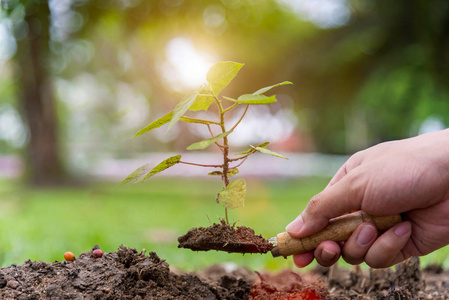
357 224 376 246
321 248 337 261
394 222 410 237
286 214 304 234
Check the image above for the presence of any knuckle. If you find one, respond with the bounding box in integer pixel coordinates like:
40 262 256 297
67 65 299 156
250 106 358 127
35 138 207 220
305 194 322 216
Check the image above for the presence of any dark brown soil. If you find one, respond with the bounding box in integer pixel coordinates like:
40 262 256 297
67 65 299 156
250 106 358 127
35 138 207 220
315 256 449 299
0 245 251 300
1 245 448 299
177 220 274 254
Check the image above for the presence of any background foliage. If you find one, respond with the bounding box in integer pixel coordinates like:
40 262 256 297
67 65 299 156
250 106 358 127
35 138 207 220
0 0 448 183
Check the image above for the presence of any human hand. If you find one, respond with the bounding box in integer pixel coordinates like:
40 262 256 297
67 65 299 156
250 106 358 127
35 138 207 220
286 129 449 268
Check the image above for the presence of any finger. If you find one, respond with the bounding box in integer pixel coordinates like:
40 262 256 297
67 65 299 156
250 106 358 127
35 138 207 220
341 223 378 265
292 251 315 268
314 241 341 267
364 222 412 268
286 170 366 238
326 153 363 188
326 164 348 188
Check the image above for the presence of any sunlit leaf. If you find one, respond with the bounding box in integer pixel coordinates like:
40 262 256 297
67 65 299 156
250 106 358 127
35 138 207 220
206 61 244 96
224 95 276 104
238 94 277 104
120 163 152 185
252 146 288 159
189 94 215 111
168 91 199 130
253 81 293 95
180 116 216 125
216 179 246 209
141 155 182 180
134 111 173 137
186 131 232 150
237 142 270 155
112 105 133 120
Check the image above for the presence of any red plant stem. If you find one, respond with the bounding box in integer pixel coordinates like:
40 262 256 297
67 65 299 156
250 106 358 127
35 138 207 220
229 156 248 169
228 151 255 162
207 124 225 153
179 161 222 168
230 104 249 132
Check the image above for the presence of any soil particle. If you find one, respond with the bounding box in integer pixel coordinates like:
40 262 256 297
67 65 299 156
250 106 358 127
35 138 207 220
178 220 274 254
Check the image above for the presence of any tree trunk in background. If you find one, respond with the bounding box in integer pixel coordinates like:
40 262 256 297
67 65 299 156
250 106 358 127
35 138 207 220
15 1 65 186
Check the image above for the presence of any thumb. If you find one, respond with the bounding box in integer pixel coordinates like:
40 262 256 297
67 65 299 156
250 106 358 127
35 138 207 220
286 173 364 238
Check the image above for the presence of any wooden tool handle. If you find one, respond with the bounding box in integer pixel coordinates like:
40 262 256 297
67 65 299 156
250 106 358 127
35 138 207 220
271 211 402 258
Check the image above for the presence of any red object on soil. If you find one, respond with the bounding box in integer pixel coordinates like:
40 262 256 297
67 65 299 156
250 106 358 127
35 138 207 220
249 270 326 300
63 251 75 261
92 249 104 258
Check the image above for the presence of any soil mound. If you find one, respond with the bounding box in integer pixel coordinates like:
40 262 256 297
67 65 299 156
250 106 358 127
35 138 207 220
178 220 273 254
0 245 250 299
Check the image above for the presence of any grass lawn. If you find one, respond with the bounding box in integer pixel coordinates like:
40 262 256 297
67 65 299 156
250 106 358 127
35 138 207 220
0 177 447 271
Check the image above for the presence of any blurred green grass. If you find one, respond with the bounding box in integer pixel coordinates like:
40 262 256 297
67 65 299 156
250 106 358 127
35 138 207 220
0 177 447 271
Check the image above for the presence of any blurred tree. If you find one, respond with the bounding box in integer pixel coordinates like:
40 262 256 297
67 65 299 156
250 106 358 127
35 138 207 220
283 0 449 153
3 0 65 185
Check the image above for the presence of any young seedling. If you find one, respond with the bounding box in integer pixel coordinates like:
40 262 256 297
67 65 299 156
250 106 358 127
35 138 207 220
121 61 291 224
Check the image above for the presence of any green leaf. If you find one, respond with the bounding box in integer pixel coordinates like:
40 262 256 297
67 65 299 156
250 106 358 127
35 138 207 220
206 61 244 96
179 116 216 125
252 146 288 159
216 179 246 209
208 168 239 177
112 106 132 120
238 94 277 104
168 91 199 131
228 168 239 177
120 163 153 185
141 155 182 180
237 142 270 155
208 171 223 176
224 94 277 105
189 94 215 111
253 81 293 95
134 111 173 137
186 131 232 150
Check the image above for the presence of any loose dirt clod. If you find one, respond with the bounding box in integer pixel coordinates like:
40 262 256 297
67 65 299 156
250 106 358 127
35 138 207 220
250 270 328 300
178 220 274 253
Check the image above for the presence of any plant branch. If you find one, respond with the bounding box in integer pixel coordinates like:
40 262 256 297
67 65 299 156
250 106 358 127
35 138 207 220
179 161 222 168
222 102 238 114
207 124 225 152
229 156 248 169
228 151 255 162
230 104 249 132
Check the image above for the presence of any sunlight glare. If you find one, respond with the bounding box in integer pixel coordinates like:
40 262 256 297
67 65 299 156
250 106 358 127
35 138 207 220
161 37 215 92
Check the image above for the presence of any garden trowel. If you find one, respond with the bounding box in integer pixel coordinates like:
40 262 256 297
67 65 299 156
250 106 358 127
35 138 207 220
269 211 402 258
179 211 402 257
